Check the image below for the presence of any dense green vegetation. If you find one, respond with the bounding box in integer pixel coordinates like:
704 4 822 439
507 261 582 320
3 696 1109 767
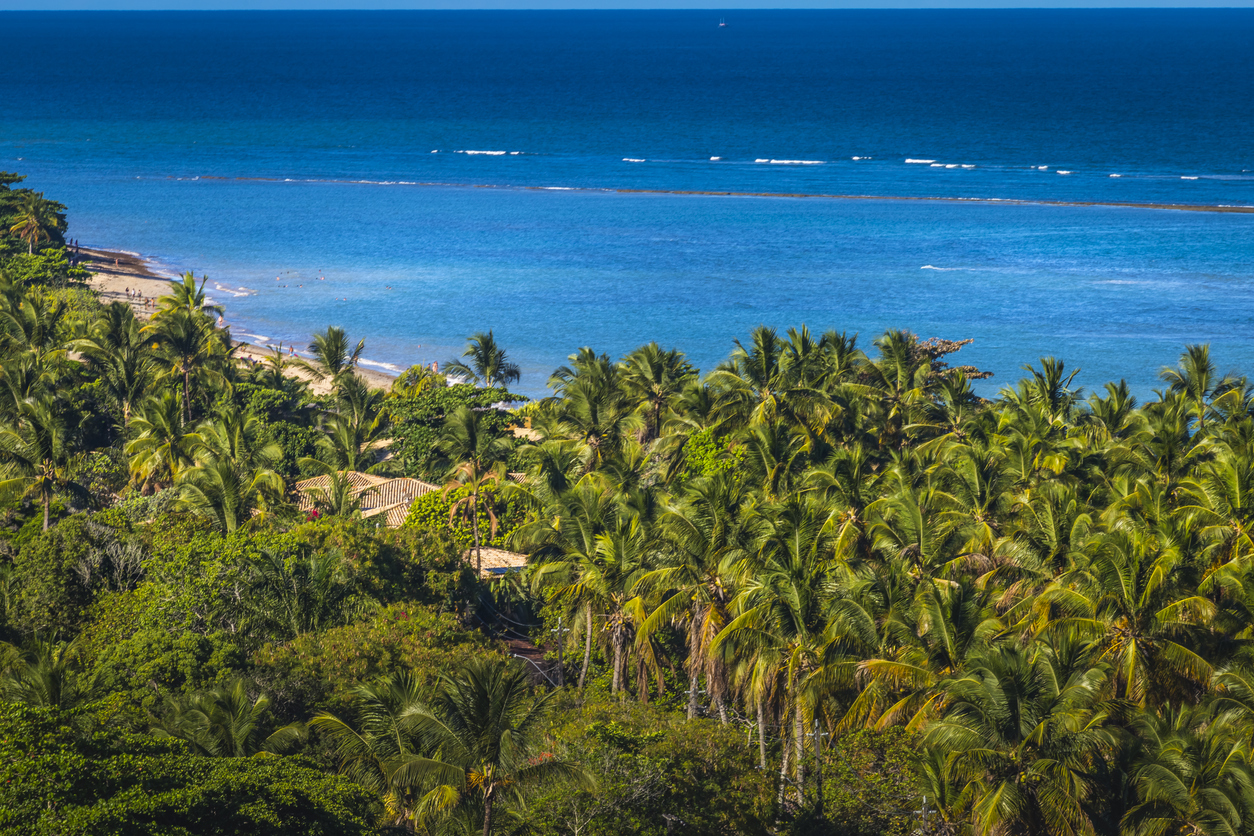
7 174 1254 836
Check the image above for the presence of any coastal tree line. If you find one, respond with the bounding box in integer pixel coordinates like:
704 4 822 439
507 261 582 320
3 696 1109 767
5 173 1254 836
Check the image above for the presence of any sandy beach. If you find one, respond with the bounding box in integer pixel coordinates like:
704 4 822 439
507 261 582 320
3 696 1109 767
81 247 397 395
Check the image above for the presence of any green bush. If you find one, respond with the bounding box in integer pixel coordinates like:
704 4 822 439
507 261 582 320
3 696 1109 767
251 601 502 715
402 484 524 550
681 427 744 482
528 693 773 836
386 383 521 478
0 702 376 836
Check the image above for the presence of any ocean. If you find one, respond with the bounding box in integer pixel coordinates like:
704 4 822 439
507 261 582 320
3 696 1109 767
3 10 1253 394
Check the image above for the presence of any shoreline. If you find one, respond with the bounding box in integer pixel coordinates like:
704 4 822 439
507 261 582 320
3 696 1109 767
80 247 398 396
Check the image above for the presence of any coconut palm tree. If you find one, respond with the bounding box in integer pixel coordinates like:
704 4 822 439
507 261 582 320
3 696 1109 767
922 644 1113 836
151 678 305 757
620 342 693 442
436 406 514 574
404 658 589 836
0 636 99 710
125 391 198 490
297 326 365 391
0 397 87 530
640 472 755 719
175 412 285 532
445 331 520 389
7 192 62 255
713 498 842 803
154 271 224 320
146 308 234 422
1120 706 1254 836
310 672 435 830
1160 344 1239 434
73 302 155 427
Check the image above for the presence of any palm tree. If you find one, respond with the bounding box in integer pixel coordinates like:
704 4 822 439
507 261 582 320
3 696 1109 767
445 331 520 389
0 636 99 710
0 397 86 530
151 678 305 757
241 546 359 638
125 391 198 490
713 498 842 803
73 302 155 426
1160 344 1238 433
922 644 1113 836
404 658 589 835
436 406 514 574
175 412 285 532
154 271 224 320
620 342 693 442
524 483 619 690
1121 706 1254 836
146 308 234 422
310 672 437 830
298 326 365 391
640 472 755 719
7 192 62 254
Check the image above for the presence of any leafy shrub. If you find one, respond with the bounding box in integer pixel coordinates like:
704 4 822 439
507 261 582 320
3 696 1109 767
0 702 376 836
681 427 745 482
529 693 773 836
402 484 524 550
251 601 502 715
386 383 521 478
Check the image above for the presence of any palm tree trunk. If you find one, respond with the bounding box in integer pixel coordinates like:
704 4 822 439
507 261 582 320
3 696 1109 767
482 792 494 836
473 492 482 576
687 672 699 719
611 623 622 694
715 693 729 725
757 695 768 769
793 701 806 805
43 492 51 531
578 601 592 690
778 734 791 808
182 367 192 423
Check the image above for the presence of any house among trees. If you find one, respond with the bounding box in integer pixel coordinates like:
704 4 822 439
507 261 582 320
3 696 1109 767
294 471 439 528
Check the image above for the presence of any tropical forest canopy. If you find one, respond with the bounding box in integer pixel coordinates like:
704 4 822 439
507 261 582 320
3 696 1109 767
3 173 1254 836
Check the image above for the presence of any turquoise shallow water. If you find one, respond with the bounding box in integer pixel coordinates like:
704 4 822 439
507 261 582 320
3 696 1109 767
4 10 1253 393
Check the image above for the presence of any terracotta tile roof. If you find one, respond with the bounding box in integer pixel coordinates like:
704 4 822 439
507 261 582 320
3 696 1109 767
468 547 529 577
294 471 439 527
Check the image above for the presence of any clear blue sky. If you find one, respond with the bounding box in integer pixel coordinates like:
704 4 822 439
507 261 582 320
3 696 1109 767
2 1 1251 8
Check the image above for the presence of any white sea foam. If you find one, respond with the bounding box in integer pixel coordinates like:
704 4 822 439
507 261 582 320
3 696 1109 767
961 164 976 169
541 187 574 190
1109 174 1122 177
239 332 270 343
770 159 823 165
710 156 722 161
945 164 959 168
852 156 872 160
458 150 507 155
1057 170 1072 175
1181 176 1199 180
1037 166 1049 170
905 159 935 164
754 159 770 163
921 265 968 271
930 164 944 168
360 359 403 372
431 150 439 153
212 282 254 298
623 158 646 163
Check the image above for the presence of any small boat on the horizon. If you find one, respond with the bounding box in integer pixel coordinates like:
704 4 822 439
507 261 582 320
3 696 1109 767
719 18 726 27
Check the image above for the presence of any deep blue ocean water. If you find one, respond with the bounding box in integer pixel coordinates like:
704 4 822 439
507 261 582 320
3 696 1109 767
3 10 1253 394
